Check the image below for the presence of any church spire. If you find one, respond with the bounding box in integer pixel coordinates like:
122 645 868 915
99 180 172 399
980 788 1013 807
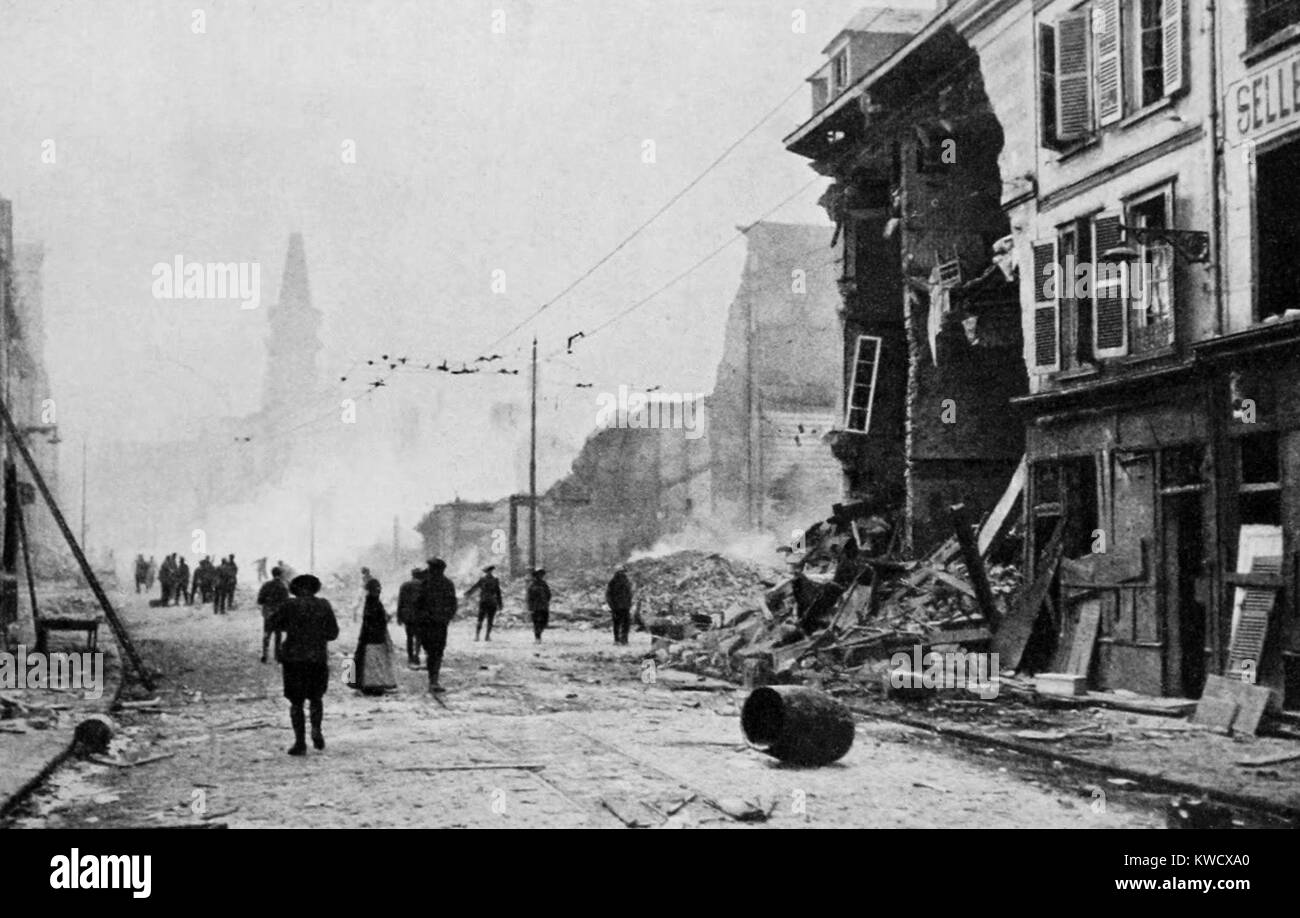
262 231 323 416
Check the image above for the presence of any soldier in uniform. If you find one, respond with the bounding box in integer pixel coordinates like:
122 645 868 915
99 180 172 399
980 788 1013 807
465 565 504 641
526 569 552 644
605 565 633 645
396 567 426 666
414 558 457 693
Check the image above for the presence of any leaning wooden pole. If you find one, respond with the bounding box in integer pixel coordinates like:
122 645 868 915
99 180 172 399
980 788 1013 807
0 399 154 690
13 499 40 652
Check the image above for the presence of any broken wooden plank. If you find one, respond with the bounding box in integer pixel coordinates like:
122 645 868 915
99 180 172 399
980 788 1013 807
977 456 1026 558
950 503 1000 629
1199 674 1272 737
930 569 976 598
993 519 1064 668
1064 597 1102 678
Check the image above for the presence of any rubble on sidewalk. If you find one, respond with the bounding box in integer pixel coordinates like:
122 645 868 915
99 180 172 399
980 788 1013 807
639 506 1021 697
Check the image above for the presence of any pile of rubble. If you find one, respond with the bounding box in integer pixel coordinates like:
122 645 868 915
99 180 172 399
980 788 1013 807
649 500 1023 694
550 550 777 635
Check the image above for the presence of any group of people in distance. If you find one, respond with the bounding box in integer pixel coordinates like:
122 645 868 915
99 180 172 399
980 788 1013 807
134 552 239 611
257 559 636 756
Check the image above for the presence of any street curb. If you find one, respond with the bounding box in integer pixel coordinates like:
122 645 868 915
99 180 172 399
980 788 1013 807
0 631 129 820
851 704 1300 824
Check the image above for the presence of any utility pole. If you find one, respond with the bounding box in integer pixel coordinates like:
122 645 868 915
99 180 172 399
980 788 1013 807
528 335 538 574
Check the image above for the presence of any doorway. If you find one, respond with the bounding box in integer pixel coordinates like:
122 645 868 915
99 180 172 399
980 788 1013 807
1162 492 1206 697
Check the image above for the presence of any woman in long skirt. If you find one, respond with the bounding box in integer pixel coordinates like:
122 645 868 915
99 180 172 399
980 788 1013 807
350 578 396 695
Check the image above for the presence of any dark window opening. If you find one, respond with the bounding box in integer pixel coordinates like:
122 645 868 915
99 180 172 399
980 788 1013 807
1126 191 1174 352
1032 457 1098 560
1057 218 1095 369
1256 140 1300 320
1249 0 1300 47
1240 491 1282 525
1240 431 1280 484
1161 444 1206 488
1139 0 1165 108
1038 23 1059 148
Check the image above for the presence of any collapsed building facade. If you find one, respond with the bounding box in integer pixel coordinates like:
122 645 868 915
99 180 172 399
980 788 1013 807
780 0 1300 709
784 5 1027 557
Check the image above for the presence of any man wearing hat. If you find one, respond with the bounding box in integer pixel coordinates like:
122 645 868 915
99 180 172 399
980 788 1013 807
268 574 339 756
257 565 291 663
526 568 552 644
396 567 427 666
414 558 458 693
465 565 504 641
605 565 633 645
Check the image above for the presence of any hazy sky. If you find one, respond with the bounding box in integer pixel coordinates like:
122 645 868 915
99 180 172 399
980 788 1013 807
1 0 932 478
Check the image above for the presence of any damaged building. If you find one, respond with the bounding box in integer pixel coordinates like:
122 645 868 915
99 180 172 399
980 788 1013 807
784 4 1028 556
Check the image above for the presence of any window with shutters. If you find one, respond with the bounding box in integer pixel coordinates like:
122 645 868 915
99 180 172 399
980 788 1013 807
1248 0 1300 49
1030 240 1060 371
1039 23 1060 148
1122 0 1184 111
1092 212 1129 357
1058 220 1095 369
844 335 882 434
1124 186 1175 353
1039 0 1185 150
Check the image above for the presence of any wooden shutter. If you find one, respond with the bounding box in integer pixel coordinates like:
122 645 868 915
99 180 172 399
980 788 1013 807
1039 22 1058 147
1031 240 1061 370
1055 12 1093 141
1092 213 1128 357
845 335 882 434
1162 0 1185 96
1093 0 1124 126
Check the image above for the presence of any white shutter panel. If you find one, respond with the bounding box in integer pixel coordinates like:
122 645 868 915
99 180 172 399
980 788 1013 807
1055 12 1093 141
1092 214 1129 358
1031 240 1061 371
1163 0 1185 96
1093 0 1123 126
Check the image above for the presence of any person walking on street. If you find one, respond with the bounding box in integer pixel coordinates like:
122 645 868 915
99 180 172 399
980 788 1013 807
348 578 397 695
606 565 633 645
465 565 503 641
414 558 457 694
134 554 148 593
258 566 291 663
226 555 240 609
159 554 176 606
175 557 191 606
527 569 552 644
217 555 238 614
145 556 157 591
268 574 339 756
396 568 425 666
